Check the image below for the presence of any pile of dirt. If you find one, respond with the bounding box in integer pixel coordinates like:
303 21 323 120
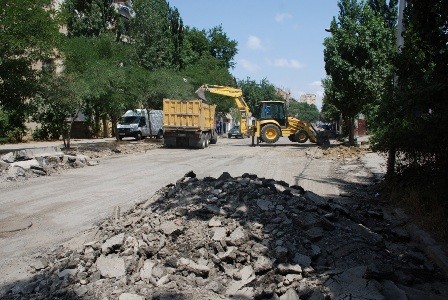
305 145 369 161
4 172 447 299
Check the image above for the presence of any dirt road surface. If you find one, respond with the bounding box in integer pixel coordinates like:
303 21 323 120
0 137 376 291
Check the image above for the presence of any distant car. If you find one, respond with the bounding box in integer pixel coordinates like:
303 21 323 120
228 127 243 139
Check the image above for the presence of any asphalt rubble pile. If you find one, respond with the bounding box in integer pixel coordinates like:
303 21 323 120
0 147 98 183
70 140 164 159
4 172 448 300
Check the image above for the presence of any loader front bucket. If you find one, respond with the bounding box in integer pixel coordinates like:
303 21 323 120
316 132 330 149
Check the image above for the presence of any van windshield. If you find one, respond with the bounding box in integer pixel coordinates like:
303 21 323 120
120 116 140 125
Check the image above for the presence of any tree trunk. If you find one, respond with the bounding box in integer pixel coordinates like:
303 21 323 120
386 147 396 180
348 117 355 146
102 115 109 138
65 109 80 149
94 111 101 137
111 116 117 137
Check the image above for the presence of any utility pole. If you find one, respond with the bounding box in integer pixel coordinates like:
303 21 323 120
388 0 406 179
396 0 405 49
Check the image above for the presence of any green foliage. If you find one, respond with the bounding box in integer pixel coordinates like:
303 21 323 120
181 27 211 67
32 72 85 141
372 0 448 172
131 0 175 71
323 0 396 144
288 101 320 123
0 0 60 139
62 0 116 37
208 25 238 69
367 0 398 27
237 78 283 114
321 89 341 123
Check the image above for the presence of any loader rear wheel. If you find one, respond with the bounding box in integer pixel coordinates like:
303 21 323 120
295 129 308 143
261 124 280 143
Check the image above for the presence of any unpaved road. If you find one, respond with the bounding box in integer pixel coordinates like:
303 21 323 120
0 137 376 290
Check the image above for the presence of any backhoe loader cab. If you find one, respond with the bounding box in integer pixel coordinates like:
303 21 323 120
256 101 287 127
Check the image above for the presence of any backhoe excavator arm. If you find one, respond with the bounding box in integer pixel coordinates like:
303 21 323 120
196 85 252 136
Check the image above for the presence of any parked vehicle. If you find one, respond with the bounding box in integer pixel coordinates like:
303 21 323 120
163 99 218 149
116 109 163 140
228 126 243 139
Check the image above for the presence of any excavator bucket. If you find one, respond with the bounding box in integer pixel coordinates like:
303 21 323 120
195 86 207 101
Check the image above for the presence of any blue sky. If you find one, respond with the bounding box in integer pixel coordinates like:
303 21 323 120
168 0 340 110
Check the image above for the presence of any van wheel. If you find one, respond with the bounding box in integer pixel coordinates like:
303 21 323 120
135 132 142 140
156 129 163 139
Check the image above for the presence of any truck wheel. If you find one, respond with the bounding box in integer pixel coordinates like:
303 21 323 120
295 129 308 143
205 133 210 147
261 124 280 143
197 135 206 149
210 130 218 144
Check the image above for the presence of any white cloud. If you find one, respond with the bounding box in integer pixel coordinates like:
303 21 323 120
267 58 303 69
239 59 260 73
275 13 292 23
309 81 323 88
247 36 265 50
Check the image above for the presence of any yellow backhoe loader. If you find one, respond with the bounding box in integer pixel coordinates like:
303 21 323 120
196 84 330 148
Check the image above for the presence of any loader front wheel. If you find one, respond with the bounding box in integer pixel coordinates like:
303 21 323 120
288 134 298 142
295 129 308 143
261 124 281 143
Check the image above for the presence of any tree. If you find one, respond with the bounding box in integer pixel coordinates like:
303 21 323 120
131 0 176 71
288 101 320 123
0 0 60 141
238 78 283 114
208 25 238 69
62 0 116 37
372 0 448 173
323 0 396 145
32 73 85 148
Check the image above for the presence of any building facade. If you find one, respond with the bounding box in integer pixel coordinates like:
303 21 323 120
299 94 316 106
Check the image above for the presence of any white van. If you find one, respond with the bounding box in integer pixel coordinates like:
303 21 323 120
116 109 163 140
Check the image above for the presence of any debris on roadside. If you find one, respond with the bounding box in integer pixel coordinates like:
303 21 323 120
306 145 368 161
3 171 447 300
0 147 99 183
0 140 163 183
67 139 164 159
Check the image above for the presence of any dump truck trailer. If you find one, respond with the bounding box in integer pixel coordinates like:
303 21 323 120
163 99 218 149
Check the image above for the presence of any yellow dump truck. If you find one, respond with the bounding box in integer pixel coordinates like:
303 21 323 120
163 99 218 148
